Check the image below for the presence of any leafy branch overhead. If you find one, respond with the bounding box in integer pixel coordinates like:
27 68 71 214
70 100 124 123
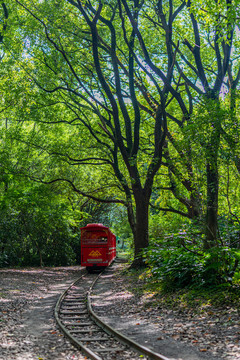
0 0 239 268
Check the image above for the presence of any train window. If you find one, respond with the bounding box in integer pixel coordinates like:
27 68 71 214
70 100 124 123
98 237 108 242
82 232 108 244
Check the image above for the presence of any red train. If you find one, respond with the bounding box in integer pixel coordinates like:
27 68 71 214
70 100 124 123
80 223 116 270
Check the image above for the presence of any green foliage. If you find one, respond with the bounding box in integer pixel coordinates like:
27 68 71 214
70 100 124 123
0 205 78 267
0 0 240 272
111 205 134 258
146 212 240 290
122 265 240 314
0 179 85 267
143 244 240 291
218 216 240 245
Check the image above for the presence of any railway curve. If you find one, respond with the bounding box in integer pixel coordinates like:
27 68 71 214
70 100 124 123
54 261 170 360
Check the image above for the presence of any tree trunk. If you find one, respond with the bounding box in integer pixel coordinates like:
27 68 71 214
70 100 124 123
205 161 219 249
130 188 150 268
188 193 202 219
205 110 221 250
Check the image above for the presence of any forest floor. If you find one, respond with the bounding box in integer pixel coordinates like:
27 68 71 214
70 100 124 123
92 263 240 360
0 266 86 360
0 263 239 360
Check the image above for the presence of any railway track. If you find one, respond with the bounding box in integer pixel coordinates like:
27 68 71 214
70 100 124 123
55 262 170 360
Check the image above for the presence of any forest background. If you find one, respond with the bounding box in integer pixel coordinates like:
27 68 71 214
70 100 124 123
0 0 240 292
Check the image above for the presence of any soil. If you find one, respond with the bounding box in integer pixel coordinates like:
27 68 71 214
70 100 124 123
0 267 86 360
0 264 239 360
91 263 240 360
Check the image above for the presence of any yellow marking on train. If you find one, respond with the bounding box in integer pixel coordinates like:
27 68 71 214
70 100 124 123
89 250 102 257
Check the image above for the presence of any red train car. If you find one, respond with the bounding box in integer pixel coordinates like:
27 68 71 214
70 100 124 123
80 223 116 270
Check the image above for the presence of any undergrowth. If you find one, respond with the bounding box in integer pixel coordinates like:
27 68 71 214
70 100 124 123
121 266 240 315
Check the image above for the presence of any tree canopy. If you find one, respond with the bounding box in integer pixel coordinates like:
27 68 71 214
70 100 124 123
0 0 239 273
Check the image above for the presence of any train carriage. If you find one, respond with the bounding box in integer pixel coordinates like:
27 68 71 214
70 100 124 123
80 223 116 270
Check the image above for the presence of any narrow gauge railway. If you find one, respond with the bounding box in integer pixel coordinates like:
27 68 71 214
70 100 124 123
55 262 170 360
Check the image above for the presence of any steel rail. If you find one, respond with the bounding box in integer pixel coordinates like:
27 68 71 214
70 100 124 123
87 267 171 360
55 263 172 360
54 270 102 360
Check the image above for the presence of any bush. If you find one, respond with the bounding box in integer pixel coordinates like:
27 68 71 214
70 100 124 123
0 202 81 267
143 245 240 290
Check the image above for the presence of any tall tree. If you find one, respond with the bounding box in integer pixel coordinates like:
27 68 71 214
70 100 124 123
178 0 238 247
143 0 240 248
11 0 186 266
2 0 239 264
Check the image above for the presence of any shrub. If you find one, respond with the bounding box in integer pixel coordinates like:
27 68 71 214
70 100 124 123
143 245 240 290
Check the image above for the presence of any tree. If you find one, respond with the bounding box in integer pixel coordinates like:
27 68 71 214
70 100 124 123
179 1 239 247
10 0 184 266
1 0 239 266
143 0 240 249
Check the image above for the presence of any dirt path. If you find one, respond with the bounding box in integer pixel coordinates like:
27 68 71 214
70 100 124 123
0 267 86 360
91 264 240 360
0 265 239 360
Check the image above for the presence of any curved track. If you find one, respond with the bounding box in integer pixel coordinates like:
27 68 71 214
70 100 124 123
55 263 170 360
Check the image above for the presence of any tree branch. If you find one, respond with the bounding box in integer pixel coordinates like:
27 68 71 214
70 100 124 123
30 176 126 205
0 2 8 43
150 202 192 218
